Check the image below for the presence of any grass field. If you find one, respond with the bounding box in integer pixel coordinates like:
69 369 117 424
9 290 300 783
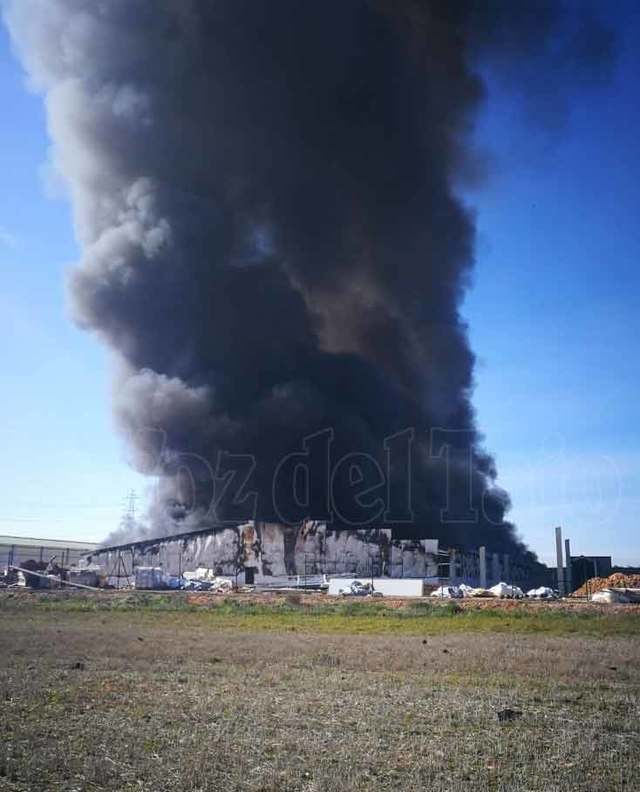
1 592 639 791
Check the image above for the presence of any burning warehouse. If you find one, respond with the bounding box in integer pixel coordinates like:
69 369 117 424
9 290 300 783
86 521 532 592
89 522 440 588
4 1 605 571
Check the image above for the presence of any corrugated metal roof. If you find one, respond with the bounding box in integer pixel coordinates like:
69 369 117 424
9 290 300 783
0 535 100 551
93 523 230 553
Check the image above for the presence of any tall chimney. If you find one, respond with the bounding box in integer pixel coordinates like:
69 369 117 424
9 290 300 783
555 526 565 597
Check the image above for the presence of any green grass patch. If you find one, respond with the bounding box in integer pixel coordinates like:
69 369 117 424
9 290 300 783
1 592 638 636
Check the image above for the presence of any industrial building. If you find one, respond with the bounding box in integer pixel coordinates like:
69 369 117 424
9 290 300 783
571 555 613 590
0 534 100 574
87 520 530 589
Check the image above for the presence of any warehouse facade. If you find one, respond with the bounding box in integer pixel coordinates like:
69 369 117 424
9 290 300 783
87 521 441 586
86 520 531 589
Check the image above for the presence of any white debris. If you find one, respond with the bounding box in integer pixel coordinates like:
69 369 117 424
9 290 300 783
210 576 233 592
592 588 632 604
468 588 495 597
344 580 376 596
526 586 557 599
182 573 233 592
430 585 463 599
183 567 219 581
488 582 524 599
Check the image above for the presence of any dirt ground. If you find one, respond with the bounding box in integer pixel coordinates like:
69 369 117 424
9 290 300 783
1 595 639 791
5 586 640 614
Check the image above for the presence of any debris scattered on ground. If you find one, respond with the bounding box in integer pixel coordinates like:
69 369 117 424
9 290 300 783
430 585 465 599
338 580 383 597
488 583 524 599
134 566 234 592
431 582 525 599
182 575 233 593
526 586 557 599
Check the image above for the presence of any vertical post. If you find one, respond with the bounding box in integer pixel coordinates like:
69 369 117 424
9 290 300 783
479 546 487 589
503 553 510 582
449 549 457 584
555 526 565 597
564 539 572 596
492 553 500 585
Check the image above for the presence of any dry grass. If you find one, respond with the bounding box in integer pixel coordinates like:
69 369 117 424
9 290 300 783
1 596 639 791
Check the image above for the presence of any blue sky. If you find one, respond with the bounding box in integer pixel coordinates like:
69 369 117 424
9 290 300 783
0 23 148 542
1 11 638 565
464 3 640 564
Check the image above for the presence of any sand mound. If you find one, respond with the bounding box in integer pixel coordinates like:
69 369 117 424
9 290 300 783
573 572 640 596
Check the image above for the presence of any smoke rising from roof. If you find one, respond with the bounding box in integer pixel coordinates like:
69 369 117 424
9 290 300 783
5 1 613 553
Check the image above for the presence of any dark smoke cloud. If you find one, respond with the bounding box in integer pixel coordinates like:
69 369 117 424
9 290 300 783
5 1 613 555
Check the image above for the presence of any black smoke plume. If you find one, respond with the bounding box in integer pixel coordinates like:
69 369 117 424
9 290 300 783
5 1 613 553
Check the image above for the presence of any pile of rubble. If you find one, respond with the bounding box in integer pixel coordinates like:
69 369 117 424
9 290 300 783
570 572 640 604
135 566 233 592
573 573 640 597
336 580 383 597
1 560 106 590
